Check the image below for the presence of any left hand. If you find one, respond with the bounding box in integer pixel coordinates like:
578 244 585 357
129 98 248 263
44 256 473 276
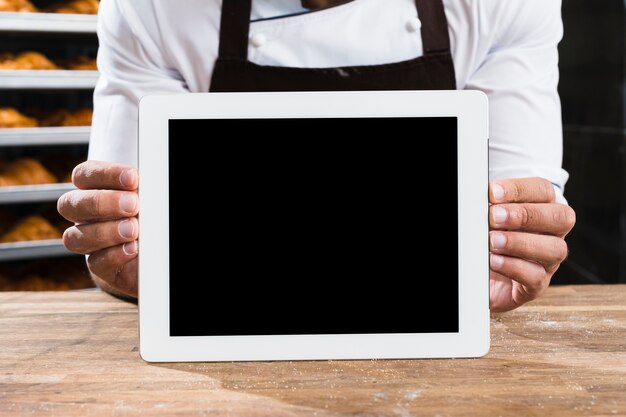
488 177 576 312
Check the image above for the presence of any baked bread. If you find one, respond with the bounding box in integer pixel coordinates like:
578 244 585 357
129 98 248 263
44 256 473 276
0 52 97 71
0 51 60 70
39 108 92 127
0 0 37 12
16 276 72 291
0 215 62 243
62 108 92 126
0 158 58 186
0 258 94 291
60 55 97 70
0 107 38 128
45 0 99 15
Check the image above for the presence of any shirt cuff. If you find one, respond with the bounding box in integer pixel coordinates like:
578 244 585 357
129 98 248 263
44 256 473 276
553 183 568 205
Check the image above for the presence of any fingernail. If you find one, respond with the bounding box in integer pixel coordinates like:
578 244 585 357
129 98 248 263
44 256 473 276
492 206 508 225
118 220 135 239
119 194 137 214
490 232 507 250
123 241 138 256
120 169 135 188
490 254 505 270
492 183 505 202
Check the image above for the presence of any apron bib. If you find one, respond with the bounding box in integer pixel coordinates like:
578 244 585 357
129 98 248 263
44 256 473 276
209 0 456 92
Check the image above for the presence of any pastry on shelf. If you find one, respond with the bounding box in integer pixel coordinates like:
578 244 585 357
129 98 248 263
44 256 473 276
0 0 37 12
45 0 99 15
9 276 72 291
0 259 94 291
0 215 63 243
62 108 93 126
0 51 60 70
58 55 97 71
0 158 58 186
37 258 94 288
39 108 93 127
0 107 38 128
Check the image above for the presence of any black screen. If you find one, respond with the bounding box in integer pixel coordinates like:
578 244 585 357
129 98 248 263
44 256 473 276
168 118 458 336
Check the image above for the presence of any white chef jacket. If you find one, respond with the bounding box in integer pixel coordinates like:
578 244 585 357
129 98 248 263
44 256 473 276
90 0 569 199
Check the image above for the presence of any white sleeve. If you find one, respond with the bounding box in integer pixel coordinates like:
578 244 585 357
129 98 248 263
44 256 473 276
464 0 569 203
89 0 189 167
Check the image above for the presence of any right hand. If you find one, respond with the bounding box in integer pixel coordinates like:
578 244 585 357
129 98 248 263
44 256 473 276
58 161 139 298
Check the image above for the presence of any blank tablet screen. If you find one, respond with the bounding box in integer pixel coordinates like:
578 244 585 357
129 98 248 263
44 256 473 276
168 118 458 336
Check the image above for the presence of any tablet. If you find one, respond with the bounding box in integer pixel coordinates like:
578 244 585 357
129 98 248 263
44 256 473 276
138 91 490 362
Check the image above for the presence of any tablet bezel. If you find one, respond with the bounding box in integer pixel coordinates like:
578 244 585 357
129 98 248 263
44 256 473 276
139 91 490 362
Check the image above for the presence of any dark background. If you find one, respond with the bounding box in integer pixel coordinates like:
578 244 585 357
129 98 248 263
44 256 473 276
555 1 626 284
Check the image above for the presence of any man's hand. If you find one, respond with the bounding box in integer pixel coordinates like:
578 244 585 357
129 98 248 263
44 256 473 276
58 161 139 298
489 177 575 312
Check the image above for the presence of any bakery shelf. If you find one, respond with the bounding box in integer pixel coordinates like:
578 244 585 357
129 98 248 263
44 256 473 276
0 12 97 34
0 183 75 204
0 126 90 146
0 70 99 89
0 239 74 261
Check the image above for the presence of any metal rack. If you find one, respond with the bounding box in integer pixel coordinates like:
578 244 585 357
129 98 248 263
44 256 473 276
0 126 90 146
0 70 99 89
0 12 96 34
1 10 97 263
0 183 75 204
0 239 71 261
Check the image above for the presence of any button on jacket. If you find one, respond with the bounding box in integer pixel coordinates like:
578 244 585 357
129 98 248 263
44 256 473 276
90 0 568 199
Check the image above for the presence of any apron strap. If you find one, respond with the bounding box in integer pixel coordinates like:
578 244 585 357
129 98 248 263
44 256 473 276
218 0 252 60
414 0 451 54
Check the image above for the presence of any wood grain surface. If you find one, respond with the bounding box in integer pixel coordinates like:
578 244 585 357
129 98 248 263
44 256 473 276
0 285 625 416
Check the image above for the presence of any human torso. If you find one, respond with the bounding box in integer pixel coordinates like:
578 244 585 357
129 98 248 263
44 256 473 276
131 0 495 92
90 0 568 198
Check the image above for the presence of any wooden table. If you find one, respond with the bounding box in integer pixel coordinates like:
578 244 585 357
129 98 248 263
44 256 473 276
0 285 625 417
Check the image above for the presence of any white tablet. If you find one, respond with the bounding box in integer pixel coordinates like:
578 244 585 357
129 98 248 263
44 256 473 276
138 91 490 362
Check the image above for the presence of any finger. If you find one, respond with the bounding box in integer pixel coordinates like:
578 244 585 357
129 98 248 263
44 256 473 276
72 160 138 191
58 189 139 223
489 254 549 300
489 270 517 313
87 242 138 297
490 203 576 237
490 231 568 271
63 218 138 255
490 178 555 204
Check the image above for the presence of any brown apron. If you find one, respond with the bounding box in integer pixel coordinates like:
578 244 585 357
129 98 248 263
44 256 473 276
209 0 457 92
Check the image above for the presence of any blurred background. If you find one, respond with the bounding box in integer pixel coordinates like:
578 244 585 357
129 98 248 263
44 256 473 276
555 0 626 285
0 1 624 290
0 0 97 290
